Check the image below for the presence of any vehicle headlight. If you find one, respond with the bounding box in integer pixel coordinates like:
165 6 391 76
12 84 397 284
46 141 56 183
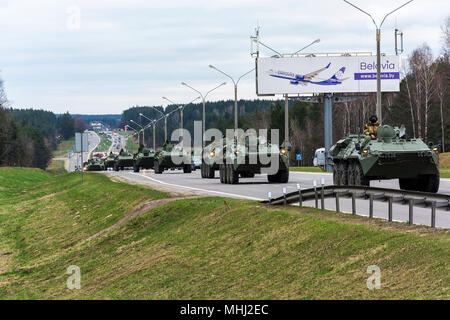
433 147 439 155
280 148 287 155
363 149 368 157
210 151 215 158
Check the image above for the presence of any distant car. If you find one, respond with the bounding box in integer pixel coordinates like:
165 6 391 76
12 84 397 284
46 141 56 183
313 148 325 169
191 155 202 171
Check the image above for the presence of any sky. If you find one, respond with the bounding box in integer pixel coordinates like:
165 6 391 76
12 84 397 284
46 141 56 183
0 0 448 114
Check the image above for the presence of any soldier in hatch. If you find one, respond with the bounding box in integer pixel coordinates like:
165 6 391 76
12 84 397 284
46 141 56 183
362 114 381 148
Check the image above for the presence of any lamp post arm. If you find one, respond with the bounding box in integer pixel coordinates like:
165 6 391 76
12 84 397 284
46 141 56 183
181 83 205 101
255 40 283 57
210 66 236 86
380 0 413 28
205 82 226 99
236 68 255 86
343 0 378 28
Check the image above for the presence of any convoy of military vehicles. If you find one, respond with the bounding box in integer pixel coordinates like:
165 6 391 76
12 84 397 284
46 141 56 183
83 120 441 194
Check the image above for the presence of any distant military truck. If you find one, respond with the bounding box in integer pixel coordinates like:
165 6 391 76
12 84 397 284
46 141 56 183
133 145 156 172
114 149 134 171
330 125 440 193
153 141 192 174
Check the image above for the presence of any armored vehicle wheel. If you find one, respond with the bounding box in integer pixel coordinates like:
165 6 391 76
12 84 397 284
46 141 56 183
201 162 206 178
240 172 255 178
338 162 348 186
154 160 163 174
206 164 215 178
354 163 369 186
333 165 340 186
399 178 419 191
183 164 192 173
347 162 356 186
114 163 119 172
219 164 225 183
133 162 140 173
418 174 439 193
228 164 239 184
267 168 289 183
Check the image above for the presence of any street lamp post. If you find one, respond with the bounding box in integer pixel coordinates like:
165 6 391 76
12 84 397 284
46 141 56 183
162 96 201 143
181 82 226 147
130 120 144 146
208 65 254 130
290 39 320 56
343 0 413 122
139 113 156 149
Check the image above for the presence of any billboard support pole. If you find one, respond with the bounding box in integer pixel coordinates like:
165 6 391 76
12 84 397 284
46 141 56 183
324 94 333 172
284 94 289 162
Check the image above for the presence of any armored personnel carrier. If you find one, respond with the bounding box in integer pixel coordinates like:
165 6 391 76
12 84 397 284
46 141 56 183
84 158 105 171
133 145 156 172
201 139 225 178
153 141 192 174
103 152 116 170
215 134 289 184
330 125 440 193
114 149 134 171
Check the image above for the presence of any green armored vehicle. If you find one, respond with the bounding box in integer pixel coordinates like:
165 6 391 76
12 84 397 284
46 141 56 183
153 141 192 174
114 149 134 171
84 158 104 171
201 139 225 178
133 145 156 172
103 152 116 170
330 125 440 193
217 134 289 184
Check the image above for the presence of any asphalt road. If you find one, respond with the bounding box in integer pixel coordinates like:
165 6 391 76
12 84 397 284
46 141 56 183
105 168 450 229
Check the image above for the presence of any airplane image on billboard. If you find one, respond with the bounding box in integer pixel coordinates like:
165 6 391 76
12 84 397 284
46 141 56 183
256 55 400 95
267 63 350 86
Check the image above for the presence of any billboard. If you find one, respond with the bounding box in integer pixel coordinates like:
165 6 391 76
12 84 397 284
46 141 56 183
256 55 400 95
74 132 89 153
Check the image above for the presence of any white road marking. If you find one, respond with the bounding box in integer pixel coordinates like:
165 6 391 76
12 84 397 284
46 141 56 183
130 172 265 201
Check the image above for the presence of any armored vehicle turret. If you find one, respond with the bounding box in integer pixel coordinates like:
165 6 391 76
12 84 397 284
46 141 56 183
114 149 134 171
330 125 440 193
153 141 192 174
133 145 156 172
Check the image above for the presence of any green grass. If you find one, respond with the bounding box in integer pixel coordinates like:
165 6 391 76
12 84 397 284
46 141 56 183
95 135 112 152
290 166 325 173
46 160 67 176
53 138 75 158
0 167 448 299
440 168 450 178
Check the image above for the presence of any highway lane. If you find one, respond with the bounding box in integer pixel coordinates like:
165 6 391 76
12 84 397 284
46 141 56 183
105 169 450 228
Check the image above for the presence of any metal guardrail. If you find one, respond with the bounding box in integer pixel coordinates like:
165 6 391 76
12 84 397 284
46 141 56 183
264 184 450 228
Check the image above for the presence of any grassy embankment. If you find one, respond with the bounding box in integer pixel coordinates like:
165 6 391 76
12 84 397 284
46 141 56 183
0 167 448 299
440 152 450 178
46 160 67 175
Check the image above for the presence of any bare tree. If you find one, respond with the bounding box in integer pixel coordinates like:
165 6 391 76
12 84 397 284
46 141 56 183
435 62 448 152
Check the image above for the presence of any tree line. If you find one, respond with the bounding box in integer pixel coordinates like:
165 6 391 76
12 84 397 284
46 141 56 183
0 79 88 169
